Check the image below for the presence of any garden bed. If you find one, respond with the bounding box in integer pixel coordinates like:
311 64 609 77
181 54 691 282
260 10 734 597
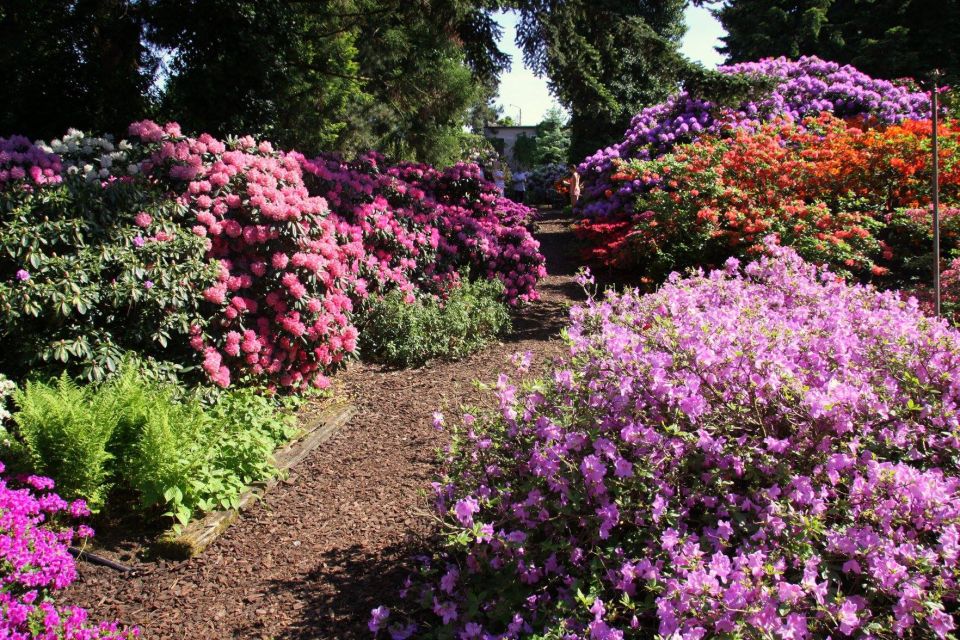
156 397 356 559
58 212 580 639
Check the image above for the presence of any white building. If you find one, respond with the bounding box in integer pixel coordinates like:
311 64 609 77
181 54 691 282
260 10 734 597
482 125 538 171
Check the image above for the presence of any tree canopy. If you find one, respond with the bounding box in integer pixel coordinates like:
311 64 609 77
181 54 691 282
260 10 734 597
513 0 690 161
11 0 934 167
532 106 570 165
0 0 155 140
704 0 960 85
0 0 510 163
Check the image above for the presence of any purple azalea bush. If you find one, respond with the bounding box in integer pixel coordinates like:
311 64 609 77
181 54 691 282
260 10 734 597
373 242 960 639
0 464 136 638
577 56 932 219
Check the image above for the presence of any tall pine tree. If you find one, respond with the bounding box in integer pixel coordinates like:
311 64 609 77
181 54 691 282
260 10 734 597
514 0 689 161
706 0 960 85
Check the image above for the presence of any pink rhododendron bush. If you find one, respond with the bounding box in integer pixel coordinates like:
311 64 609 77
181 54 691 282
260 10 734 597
299 152 544 306
126 121 361 391
0 464 136 638
373 245 960 639
0 123 544 391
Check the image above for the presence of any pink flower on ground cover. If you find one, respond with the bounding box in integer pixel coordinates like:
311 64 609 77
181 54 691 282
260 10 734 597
0 464 137 638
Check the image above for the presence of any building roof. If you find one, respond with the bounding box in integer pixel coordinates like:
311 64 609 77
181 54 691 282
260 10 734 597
482 125 538 132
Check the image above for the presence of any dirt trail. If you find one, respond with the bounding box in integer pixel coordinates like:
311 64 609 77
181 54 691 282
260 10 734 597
64 211 585 639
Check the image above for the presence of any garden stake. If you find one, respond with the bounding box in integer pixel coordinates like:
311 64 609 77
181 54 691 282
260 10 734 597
933 69 942 317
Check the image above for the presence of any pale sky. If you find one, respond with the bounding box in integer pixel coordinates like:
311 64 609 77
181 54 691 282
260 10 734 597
492 6 726 126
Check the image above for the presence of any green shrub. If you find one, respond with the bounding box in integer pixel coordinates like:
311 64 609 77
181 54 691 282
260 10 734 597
0 131 217 384
361 277 511 367
6 366 298 525
12 373 118 509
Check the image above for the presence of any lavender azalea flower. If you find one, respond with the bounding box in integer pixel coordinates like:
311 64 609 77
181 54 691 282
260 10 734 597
377 244 960 639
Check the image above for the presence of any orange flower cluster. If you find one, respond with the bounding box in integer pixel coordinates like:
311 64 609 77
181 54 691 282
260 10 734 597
578 113 960 284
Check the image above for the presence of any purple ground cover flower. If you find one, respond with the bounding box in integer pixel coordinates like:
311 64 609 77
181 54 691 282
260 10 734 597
374 242 960 639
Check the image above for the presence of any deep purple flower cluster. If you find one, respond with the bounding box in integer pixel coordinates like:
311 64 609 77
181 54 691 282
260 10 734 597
577 56 932 218
374 243 960 639
0 464 136 638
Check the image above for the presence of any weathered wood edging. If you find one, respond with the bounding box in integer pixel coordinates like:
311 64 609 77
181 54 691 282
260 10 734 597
156 399 356 558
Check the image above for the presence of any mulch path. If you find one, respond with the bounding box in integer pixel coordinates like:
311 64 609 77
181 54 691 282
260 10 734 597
62 211 585 639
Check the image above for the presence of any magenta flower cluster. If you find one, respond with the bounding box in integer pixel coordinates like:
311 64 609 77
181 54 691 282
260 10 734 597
299 153 545 306
0 463 136 638
126 120 362 391
577 56 932 219
374 243 960 639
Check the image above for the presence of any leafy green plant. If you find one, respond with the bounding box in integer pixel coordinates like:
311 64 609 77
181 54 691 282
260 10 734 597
108 370 211 524
361 276 511 368
6 365 299 526
124 384 297 526
12 373 119 509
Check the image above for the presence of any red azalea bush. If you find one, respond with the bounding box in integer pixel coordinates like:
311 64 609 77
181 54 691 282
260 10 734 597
1 123 545 391
576 113 960 286
576 56 932 220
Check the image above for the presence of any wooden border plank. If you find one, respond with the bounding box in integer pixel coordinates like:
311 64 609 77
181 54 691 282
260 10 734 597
155 400 356 558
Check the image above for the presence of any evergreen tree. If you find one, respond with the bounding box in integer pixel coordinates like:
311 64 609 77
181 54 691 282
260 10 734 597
349 0 508 163
706 0 960 85
466 89 506 134
532 106 570 165
514 0 689 161
147 0 368 153
513 133 539 169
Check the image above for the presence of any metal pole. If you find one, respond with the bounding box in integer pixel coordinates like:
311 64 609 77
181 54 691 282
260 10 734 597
933 70 942 317
508 104 522 126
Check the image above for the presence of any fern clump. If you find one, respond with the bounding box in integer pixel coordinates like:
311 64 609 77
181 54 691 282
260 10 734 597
13 373 118 509
6 365 297 525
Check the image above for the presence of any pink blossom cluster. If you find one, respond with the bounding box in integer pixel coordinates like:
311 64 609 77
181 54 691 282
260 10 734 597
0 464 136 638
127 121 363 391
299 153 545 305
913 255 960 319
375 244 960 639
0 136 62 188
2 121 544 390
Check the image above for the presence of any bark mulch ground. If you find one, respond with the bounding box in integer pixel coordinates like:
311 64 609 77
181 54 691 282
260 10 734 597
62 210 585 639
